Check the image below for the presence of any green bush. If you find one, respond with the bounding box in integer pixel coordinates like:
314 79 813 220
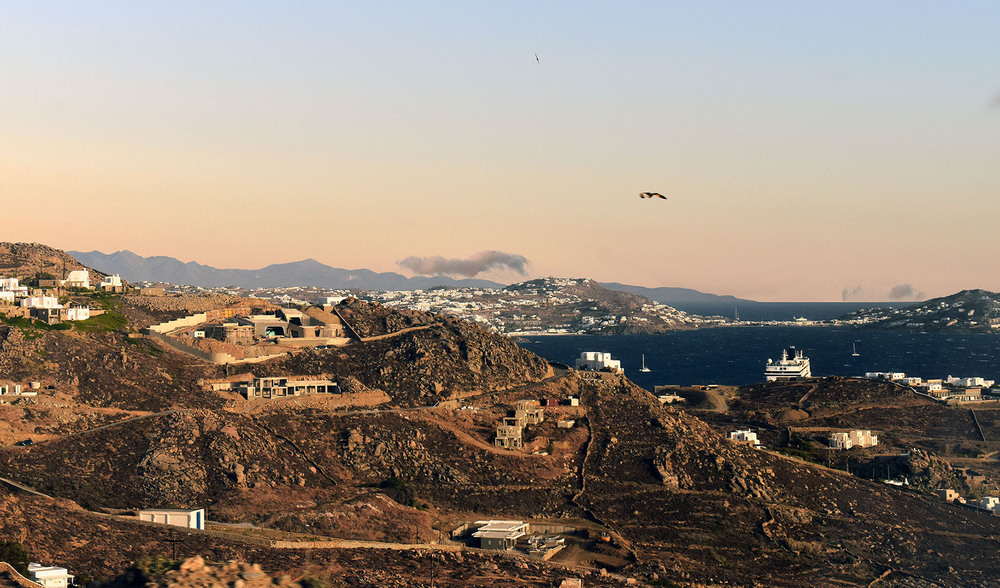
301 577 330 588
0 540 30 575
380 477 416 507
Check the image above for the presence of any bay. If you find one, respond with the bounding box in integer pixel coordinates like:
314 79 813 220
519 326 1000 391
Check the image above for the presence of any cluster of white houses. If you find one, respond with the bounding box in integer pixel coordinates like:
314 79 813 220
0 270 122 324
865 372 995 403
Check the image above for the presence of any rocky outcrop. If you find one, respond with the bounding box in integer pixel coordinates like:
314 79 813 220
149 557 300 588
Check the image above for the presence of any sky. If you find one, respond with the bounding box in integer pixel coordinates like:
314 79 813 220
2 2 998 302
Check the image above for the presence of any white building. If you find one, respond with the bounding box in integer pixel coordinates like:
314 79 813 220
65 305 90 321
20 295 61 309
63 270 90 289
99 274 123 290
829 430 878 450
978 496 1000 512
575 351 622 372
0 291 13 304
472 520 529 550
28 564 74 588
947 376 995 388
138 507 206 530
865 372 906 381
729 429 761 447
0 384 22 395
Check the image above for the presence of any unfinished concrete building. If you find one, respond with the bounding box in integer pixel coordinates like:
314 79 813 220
238 376 340 399
495 401 545 449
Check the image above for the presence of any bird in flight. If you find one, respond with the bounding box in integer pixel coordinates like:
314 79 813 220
640 192 666 199
535 53 539 63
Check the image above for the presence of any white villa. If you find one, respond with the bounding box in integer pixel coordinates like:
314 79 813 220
28 564 74 588
729 429 761 447
472 520 529 550
63 270 90 289
575 351 622 372
829 430 878 450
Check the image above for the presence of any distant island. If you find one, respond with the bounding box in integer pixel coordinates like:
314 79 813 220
839 289 1000 332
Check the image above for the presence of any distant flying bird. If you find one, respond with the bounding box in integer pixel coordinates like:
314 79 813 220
639 192 666 199
535 53 539 63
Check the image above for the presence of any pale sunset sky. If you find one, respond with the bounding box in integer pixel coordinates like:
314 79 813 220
2 2 998 301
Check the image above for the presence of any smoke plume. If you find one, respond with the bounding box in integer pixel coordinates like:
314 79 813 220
888 284 924 301
398 250 530 277
841 286 866 302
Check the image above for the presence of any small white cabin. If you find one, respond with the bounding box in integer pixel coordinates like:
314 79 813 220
138 507 205 530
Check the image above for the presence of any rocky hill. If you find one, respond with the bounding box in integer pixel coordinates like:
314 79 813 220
366 277 717 335
840 289 1000 331
683 377 1000 496
0 242 106 282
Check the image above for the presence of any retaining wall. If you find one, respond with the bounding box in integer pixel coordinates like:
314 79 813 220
147 312 208 334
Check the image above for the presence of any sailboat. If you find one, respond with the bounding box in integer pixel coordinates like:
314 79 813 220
851 342 860 357
639 354 651 372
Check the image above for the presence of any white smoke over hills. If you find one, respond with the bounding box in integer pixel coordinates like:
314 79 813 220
397 250 529 278
842 283 924 302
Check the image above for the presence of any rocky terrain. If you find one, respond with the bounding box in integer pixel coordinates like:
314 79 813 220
840 289 1000 331
0 242 105 283
679 377 1000 497
2 244 1000 586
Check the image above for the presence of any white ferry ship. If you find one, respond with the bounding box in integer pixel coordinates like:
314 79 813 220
764 347 812 381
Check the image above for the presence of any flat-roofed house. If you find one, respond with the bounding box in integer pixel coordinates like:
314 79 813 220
830 430 878 450
98 274 125 292
472 520 529 550
575 351 621 372
63 270 90 289
28 564 73 588
138 507 205 530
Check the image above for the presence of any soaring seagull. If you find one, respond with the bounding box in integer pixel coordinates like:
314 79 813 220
640 192 666 199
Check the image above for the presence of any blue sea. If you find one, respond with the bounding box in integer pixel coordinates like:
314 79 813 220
519 326 1000 391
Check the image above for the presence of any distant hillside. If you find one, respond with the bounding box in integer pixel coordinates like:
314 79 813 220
600 281 753 306
0 242 105 281
68 250 504 290
842 288 1000 331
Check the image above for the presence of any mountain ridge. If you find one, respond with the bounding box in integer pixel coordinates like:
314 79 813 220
68 249 749 304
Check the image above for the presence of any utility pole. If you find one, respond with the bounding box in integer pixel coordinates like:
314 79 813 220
164 530 183 561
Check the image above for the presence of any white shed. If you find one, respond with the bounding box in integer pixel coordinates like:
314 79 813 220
138 507 205 530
